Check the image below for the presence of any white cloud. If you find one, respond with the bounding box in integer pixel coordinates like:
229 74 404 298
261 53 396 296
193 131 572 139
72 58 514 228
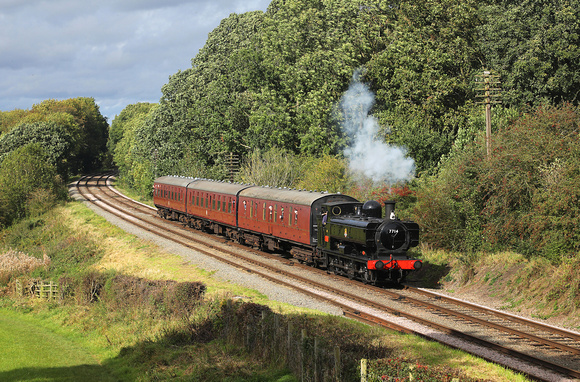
0 0 271 119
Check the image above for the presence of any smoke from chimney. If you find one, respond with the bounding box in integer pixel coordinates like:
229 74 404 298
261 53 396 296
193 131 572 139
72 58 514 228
339 69 415 184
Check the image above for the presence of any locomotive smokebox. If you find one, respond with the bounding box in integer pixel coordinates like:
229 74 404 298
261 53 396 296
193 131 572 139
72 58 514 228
384 200 396 220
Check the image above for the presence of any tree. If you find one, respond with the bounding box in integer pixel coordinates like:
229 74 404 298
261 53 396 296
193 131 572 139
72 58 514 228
366 0 483 174
0 144 65 227
479 0 580 107
109 103 157 187
0 97 109 177
413 104 580 261
0 121 73 177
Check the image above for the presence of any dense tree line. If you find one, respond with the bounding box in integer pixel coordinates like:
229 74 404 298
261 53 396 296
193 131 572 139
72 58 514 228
96 0 580 260
0 97 108 178
113 0 580 189
0 97 108 227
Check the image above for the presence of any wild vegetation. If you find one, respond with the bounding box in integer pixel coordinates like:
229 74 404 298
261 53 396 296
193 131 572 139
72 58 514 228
0 97 108 228
108 0 580 265
0 203 525 381
1 0 580 379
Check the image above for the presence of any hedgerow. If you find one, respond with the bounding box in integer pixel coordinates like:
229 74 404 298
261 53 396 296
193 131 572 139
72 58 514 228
413 104 580 262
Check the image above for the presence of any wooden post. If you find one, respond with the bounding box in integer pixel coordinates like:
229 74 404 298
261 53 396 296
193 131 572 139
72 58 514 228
314 337 319 382
334 346 341 382
475 70 501 159
301 329 307 382
288 322 293 365
361 359 368 382
15 279 23 297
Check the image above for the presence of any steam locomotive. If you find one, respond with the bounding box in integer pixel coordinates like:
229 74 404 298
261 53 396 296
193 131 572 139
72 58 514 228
153 176 421 285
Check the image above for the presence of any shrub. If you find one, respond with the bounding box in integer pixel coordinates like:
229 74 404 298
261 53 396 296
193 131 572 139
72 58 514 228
103 275 206 318
236 147 306 187
0 143 65 228
0 249 50 285
298 155 352 193
413 103 580 260
367 358 479 381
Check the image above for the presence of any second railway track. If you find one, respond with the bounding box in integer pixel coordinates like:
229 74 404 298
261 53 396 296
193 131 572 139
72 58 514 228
74 173 580 382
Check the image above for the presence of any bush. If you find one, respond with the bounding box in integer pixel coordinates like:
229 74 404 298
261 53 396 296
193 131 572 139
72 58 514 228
0 143 65 228
413 103 580 261
0 249 50 285
367 358 479 381
298 155 352 193
236 148 306 188
103 275 206 318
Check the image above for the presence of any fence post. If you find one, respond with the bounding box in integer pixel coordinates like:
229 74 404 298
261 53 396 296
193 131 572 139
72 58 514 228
334 346 341 382
288 321 293 362
301 329 307 382
314 337 319 382
361 359 368 382
15 279 23 297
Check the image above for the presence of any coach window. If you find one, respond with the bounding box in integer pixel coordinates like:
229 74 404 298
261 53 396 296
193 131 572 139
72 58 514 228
263 203 266 220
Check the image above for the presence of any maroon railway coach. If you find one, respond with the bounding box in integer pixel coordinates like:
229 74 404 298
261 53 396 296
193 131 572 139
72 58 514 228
236 186 357 262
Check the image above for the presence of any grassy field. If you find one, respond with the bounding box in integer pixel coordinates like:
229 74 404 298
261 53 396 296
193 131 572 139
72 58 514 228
0 199 532 381
0 308 117 381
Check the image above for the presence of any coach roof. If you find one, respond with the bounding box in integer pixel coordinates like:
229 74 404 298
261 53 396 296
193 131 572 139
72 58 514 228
154 176 198 188
187 179 252 195
239 186 349 206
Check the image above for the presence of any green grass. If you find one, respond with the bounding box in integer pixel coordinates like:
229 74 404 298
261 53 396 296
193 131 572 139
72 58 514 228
0 308 117 381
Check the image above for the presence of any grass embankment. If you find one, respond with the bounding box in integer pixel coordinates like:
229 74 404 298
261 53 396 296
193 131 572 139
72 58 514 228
418 247 580 330
0 200 530 381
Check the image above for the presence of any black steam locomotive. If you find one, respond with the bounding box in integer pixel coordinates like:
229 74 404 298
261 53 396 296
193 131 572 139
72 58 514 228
317 199 420 284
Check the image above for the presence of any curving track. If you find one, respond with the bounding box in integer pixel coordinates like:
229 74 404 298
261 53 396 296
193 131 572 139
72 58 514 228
74 174 580 382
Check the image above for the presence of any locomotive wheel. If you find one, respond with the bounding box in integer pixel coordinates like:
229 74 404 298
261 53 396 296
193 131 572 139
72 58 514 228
346 262 355 280
363 270 375 284
327 264 337 275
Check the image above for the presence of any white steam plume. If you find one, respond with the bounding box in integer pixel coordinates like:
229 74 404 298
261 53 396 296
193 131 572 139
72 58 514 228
339 69 415 184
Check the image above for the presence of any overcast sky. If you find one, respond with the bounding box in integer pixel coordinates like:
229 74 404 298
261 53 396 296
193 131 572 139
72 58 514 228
0 0 271 122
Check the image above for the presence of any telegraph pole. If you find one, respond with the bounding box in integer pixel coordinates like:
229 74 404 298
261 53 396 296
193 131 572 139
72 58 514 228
475 70 501 158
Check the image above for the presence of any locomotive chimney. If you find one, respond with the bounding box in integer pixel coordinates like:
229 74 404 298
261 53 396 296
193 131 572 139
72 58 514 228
384 200 396 220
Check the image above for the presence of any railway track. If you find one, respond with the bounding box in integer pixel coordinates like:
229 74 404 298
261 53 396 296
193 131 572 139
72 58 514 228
74 173 580 382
